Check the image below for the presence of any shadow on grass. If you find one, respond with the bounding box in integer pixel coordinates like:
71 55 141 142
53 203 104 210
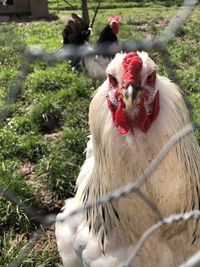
0 13 59 23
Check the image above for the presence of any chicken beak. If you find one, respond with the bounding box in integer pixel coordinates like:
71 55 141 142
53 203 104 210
124 85 140 107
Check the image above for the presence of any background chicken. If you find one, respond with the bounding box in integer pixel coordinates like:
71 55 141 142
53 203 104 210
62 13 91 68
56 51 200 267
62 14 121 81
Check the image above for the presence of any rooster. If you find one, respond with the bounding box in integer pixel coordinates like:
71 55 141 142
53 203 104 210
62 14 121 81
56 51 200 267
62 13 91 68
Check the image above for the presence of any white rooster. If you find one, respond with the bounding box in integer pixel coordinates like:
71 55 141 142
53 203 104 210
56 51 200 267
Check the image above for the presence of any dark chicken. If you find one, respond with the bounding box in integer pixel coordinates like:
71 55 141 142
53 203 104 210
62 14 121 81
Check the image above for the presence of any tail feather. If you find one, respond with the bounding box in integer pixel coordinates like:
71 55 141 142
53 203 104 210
62 13 90 46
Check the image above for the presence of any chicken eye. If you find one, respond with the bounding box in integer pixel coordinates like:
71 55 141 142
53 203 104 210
146 71 156 86
147 74 152 81
108 74 118 88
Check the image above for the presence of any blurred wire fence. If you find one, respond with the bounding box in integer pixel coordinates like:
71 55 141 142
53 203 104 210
0 0 200 266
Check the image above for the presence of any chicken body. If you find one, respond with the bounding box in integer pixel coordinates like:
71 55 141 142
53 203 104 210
81 16 121 81
56 52 200 267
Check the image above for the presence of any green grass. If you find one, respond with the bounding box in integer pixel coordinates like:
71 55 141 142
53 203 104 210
48 0 184 13
0 2 199 266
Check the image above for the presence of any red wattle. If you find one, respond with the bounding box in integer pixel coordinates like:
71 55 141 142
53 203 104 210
107 90 160 135
115 101 131 134
138 90 160 132
107 97 132 135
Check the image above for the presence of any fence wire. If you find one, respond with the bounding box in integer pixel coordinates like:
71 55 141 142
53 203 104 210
0 0 200 266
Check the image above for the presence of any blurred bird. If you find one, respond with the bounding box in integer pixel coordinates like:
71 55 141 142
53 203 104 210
62 14 121 81
0 0 7 6
62 13 91 46
62 13 91 68
96 15 121 45
56 51 200 267
81 15 121 81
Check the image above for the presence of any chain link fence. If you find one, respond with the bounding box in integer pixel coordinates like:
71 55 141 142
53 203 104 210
0 0 200 266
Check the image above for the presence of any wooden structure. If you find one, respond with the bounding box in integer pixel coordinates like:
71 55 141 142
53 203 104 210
0 0 49 18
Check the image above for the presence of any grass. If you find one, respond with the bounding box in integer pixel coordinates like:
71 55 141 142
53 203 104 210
48 0 184 13
0 1 200 266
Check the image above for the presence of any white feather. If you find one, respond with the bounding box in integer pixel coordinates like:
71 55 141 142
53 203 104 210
81 55 111 81
56 52 200 267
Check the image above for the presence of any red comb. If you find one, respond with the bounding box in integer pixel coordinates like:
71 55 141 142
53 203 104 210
108 16 121 24
122 52 143 87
